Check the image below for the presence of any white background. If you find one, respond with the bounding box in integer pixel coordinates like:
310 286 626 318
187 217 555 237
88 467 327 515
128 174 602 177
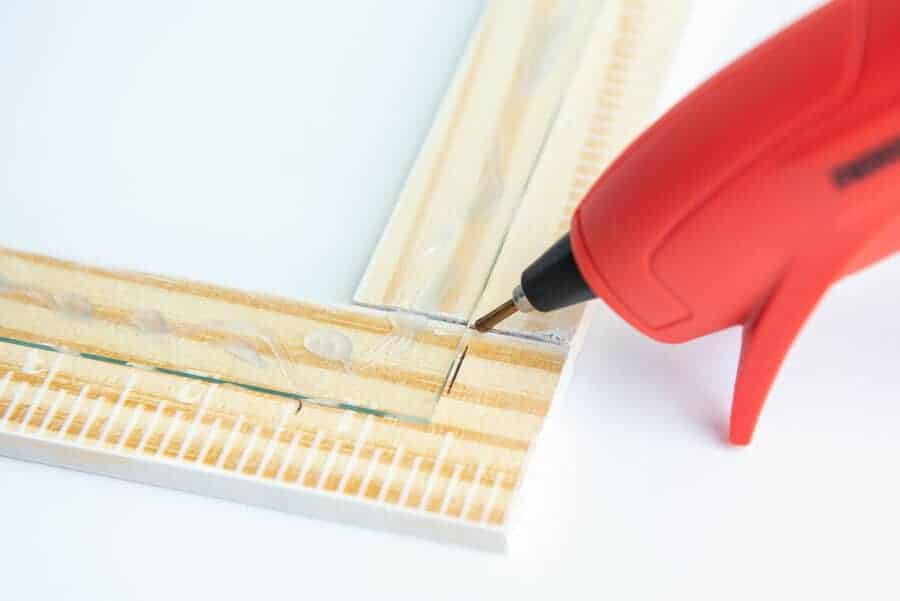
5 1 900 600
0 0 483 302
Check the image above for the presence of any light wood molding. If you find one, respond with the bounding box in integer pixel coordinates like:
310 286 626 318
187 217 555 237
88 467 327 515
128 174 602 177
0 247 466 421
0 284 563 550
358 0 690 343
474 0 691 341
0 0 689 549
355 0 602 319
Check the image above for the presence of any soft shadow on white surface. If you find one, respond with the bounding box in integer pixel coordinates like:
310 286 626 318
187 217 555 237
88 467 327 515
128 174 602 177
6 252 899 600
3 1 899 600
581 255 900 599
0 384 583 600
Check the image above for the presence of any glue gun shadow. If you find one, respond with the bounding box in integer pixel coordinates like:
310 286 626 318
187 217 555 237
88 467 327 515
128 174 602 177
580 314 740 445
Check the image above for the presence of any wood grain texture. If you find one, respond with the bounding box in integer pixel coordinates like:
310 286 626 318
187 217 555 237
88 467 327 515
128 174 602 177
357 0 690 342
0 247 464 421
0 245 563 548
354 0 601 319
473 0 691 341
0 0 689 549
0 291 562 549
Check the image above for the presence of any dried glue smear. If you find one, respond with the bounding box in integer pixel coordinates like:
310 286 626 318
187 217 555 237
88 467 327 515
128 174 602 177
203 320 300 388
53 293 94 320
353 312 428 370
387 312 429 355
403 145 505 314
130 309 169 335
464 150 505 223
0 274 58 308
304 329 353 366
224 339 268 368
389 313 428 338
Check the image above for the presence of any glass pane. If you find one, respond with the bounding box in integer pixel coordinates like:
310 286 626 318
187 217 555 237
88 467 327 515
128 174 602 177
0 1 485 421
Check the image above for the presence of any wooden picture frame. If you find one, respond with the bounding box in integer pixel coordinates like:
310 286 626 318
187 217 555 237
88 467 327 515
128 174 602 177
0 0 688 549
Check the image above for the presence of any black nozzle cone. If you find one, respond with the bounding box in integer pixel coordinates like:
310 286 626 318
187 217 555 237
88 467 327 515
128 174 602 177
520 234 595 313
